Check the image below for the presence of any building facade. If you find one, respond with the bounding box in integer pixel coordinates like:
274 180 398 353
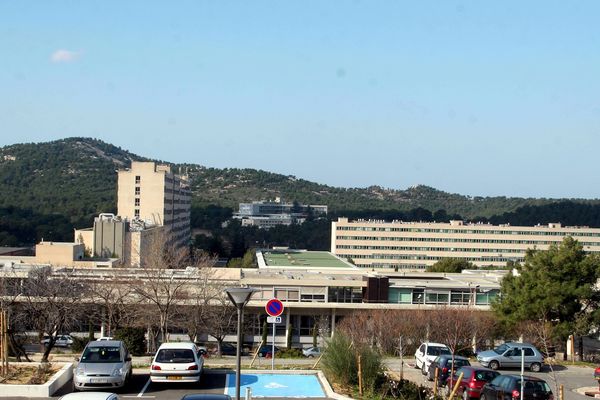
118 161 191 247
331 218 600 269
233 199 327 229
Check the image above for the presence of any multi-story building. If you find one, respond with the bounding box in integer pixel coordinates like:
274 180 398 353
234 199 327 229
331 218 600 270
118 161 191 247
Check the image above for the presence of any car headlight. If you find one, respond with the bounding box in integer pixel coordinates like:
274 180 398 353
76 368 85 376
112 368 124 377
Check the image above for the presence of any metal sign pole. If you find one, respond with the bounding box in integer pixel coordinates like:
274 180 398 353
272 321 276 371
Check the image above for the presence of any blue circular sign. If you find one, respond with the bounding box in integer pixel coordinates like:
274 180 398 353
265 298 284 317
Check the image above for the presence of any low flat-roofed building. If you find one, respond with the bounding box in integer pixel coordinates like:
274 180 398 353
0 250 504 347
332 217 600 270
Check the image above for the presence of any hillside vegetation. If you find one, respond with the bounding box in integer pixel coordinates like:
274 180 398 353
1 137 600 249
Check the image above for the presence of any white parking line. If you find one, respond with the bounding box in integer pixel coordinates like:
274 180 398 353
137 377 152 397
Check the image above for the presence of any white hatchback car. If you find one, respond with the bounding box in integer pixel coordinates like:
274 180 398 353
150 342 204 383
414 342 451 375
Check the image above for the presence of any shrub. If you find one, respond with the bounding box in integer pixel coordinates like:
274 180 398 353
114 327 146 356
321 334 358 387
358 345 384 394
278 348 303 358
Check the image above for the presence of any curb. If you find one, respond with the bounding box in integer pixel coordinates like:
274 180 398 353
0 362 73 397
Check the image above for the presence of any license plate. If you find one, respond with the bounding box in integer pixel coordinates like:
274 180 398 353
90 378 108 383
167 376 182 380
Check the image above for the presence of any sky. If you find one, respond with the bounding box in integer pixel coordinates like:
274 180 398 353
1 1 599 199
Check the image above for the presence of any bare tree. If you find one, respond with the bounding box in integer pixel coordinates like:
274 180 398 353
128 230 193 343
20 267 88 362
199 289 237 356
89 276 136 337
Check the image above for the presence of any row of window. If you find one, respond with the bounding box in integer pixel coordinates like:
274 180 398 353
336 226 600 237
338 253 524 263
335 235 600 247
337 244 527 253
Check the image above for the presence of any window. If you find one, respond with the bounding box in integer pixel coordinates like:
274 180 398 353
135 187 140 195
134 209 140 218
135 198 140 207
135 175 141 184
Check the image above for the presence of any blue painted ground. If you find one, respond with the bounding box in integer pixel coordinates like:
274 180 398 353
225 373 326 398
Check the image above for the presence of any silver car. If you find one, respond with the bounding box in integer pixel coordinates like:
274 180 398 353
476 342 544 372
73 340 132 391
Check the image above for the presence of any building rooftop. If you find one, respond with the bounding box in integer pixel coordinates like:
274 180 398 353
259 250 355 269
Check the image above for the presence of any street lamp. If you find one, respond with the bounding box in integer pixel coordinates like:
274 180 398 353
225 287 258 400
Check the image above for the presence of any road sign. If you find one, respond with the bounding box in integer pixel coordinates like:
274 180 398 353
267 316 282 324
265 298 284 317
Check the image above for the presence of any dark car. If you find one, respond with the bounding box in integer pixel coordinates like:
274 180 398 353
257 345 280 357
445 366 500 400
480 375 553 400
218 343 238 356
427 354 470 384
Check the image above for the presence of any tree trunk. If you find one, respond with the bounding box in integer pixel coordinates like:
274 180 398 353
41 340 54 363
579 336 584 361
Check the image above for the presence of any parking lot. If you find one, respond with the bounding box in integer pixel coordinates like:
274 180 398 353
388 359 597 400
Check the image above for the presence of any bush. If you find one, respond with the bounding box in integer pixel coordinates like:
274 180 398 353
358 345 384 394
72 336 91 353
321 334 358 387
114 327 146 356
278 348 303 358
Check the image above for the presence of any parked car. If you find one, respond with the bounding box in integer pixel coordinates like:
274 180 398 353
415 342 451 375
150 342 204 383
41 334 74 347
257 345 280 357
60 392 119 400
217 343 238 356
476 342 544 372
73 340 132 391
426 354 470 384
480 375 553 400
445 366 500 400
302 346 322 358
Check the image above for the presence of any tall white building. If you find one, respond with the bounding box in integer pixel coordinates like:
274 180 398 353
118 161 191 248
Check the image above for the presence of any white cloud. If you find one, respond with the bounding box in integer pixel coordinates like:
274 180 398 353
50 49 80 63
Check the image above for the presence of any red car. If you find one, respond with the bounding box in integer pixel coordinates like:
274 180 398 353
446 366 500 400
595 366 600 380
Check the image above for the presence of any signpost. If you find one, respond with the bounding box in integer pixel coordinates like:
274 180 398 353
265 298 284 370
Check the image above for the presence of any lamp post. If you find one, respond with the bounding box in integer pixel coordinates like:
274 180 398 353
225 287 258 400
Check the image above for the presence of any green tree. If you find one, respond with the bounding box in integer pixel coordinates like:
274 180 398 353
426 258 474 273
493 237 600 342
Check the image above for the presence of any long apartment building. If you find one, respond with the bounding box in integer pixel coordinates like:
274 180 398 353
331 217 600 270
118 161 191 248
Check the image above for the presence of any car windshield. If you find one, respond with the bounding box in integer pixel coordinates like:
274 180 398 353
427 346 451 356
493 344 509 355
156 348 195 363
81 346 122 363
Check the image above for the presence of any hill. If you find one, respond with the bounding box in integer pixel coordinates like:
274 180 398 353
1 137 600 247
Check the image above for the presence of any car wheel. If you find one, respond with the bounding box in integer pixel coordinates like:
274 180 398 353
489 360 499 370
530 362 542 372
480 394 487 400
427 369 433 381
308 355 314 358
422 363 427 375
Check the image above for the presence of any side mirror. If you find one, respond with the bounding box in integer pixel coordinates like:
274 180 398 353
75 357 80 361
126 356 132 362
